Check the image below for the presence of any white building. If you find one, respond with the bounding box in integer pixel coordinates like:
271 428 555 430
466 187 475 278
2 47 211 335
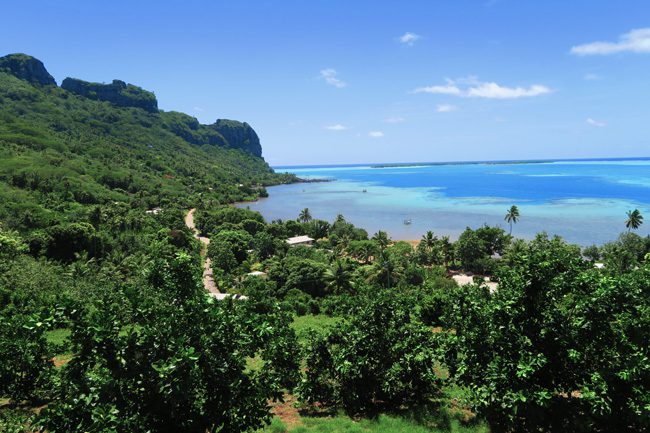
286 235 314 246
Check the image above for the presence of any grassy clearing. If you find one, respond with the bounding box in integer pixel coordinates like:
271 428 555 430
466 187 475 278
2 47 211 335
248 314 341 372
291 314 342 343
45 328 70 347
260 414 490 433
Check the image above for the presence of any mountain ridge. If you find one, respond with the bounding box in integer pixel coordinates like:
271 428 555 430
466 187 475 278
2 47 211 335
0 52 295 236
0 53 262 157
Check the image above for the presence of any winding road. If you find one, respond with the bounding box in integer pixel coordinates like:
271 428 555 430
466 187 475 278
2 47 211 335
184 209 220 294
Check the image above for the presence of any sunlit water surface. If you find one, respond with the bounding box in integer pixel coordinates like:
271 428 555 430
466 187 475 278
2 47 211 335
238 159 650 245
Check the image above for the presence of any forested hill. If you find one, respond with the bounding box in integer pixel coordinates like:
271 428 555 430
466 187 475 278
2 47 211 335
0 53 295 234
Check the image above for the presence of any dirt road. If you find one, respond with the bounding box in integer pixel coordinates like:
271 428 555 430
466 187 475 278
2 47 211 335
185 209 220 294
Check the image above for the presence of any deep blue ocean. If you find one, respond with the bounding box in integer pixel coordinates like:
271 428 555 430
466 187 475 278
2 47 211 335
240 158 650 245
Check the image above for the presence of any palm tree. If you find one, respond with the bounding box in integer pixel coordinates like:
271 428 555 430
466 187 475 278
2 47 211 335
422 231 437 250
324 259 354 294
417 231 441 266
441 236 454 269
625 209 644 232
359 241 377 264
366 251 402 288
298 208 312 223
372 230 391 251
504 205 520 235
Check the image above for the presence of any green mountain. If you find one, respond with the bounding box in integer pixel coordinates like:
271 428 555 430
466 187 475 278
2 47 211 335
0 53 294 234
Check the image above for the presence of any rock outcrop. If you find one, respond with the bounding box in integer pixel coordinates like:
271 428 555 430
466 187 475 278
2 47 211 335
61 78 158 112
210 119 262 157
0 53 56 86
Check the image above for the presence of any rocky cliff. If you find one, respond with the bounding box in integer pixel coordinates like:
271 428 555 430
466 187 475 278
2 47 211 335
61 78 158 113
210 119 262 157
0 53 56 86
0 53 263 157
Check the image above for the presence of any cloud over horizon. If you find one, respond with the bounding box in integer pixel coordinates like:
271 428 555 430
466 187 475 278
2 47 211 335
320 69 347 88
325 124 348 131
414 78 551 99
571 28 650 55
368 131 385 138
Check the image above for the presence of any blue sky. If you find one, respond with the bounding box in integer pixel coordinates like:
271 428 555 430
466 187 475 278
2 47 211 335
3 0 650 165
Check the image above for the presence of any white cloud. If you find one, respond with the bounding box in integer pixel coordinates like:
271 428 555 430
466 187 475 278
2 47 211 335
325 124 348 131
413 79 461 95
399 32 421 46
414 78 551 99
384 116 406 123
368 131 385 138
436 104 458 112
193 106 204 112
586 117 606 127
466 82 551 99
320 69 347 88
584 73 601 81
571 28 650 55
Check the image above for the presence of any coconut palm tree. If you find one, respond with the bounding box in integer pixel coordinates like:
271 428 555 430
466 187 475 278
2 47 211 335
358 241 377 264
324 259 354 294
372 230 391 251
366 251 401 288
625 209 644 232
504 205 520 235
441 236 453 269
417 231 442 266
298 208 312 223
422 231 437 250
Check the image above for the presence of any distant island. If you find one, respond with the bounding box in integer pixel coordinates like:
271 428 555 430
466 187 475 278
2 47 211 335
370 156 650 169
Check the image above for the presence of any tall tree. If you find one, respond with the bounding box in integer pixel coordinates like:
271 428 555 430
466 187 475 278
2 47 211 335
504 205 520 235
625 209 643 232
372 230 391 251
298 208 312 223
323 259 355 294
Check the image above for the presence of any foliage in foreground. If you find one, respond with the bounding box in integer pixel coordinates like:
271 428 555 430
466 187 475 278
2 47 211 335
297 292 443 415
36 252 300 433
449 234 650 432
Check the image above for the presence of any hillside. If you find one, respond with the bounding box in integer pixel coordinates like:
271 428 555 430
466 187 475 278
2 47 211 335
0 53 295 235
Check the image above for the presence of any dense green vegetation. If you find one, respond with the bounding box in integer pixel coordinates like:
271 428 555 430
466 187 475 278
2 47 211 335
0 54 295 242
0 53 648 432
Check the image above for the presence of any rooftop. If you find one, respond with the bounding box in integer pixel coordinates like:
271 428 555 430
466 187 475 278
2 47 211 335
286 235 314 245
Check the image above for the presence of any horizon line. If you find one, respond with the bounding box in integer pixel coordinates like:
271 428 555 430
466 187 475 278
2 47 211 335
272 155 650 169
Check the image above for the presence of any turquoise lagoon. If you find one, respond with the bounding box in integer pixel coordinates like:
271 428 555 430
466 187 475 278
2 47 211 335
240 159 650 245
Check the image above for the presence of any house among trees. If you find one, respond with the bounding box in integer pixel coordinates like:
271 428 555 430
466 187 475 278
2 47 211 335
286 235 314 246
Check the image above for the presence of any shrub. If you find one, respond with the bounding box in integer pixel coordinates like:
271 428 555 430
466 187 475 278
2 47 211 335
297 292 443 415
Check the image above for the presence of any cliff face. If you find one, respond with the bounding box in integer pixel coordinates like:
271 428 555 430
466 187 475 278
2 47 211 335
160 115 263 157
61 78 158 112
0 52 264 157
0 53 56 86
210 119 262 157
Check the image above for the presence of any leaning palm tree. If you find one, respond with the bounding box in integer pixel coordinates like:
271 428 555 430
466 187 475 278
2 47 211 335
625 209 644 232
504 205 520 235
298 208 312 223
